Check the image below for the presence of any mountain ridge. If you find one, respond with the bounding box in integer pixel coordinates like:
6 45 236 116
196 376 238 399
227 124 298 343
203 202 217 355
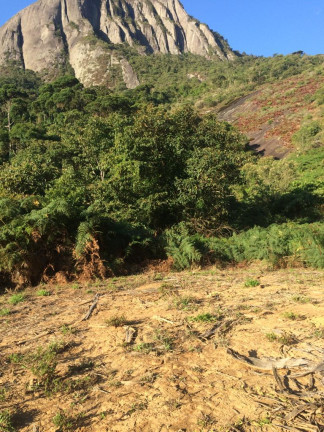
0 0 236 87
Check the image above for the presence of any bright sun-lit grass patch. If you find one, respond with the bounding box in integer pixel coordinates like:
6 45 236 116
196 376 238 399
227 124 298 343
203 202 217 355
282 311 305 321
37 289 51 297
0 308 10 316
8 294 25 305
244 279 260 287
188 312 220 323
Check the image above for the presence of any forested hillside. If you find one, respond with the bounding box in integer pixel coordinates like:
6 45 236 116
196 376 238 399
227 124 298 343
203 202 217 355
0 53 323 288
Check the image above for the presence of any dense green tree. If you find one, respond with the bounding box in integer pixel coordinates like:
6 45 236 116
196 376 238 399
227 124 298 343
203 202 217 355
0 54 323 287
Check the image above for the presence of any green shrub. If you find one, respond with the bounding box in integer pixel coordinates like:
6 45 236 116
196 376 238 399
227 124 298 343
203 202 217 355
188 313 220 322
244 279 260 287
0 410 15 432
165 222 324 270
165 223 232 270
0 308 10 316
1 59 324 286
165 225 203 270
314 86 324 105
228 222 324 268
37 289 51 296
8 294 25 305
133 343 155 353
292 121 322 150
52 411 82 431
10 341 70 395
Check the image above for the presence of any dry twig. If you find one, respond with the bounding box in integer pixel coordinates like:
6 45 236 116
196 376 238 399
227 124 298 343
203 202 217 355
82 293 100 321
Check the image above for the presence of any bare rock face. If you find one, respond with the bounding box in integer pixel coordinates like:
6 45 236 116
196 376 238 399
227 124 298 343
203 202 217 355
0 0 236 87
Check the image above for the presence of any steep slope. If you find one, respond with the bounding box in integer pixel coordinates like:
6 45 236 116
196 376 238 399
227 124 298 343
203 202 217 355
218 73 324 158
0 0 235 87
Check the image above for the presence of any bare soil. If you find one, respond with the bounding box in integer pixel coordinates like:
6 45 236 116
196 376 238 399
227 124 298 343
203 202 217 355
1 264 324 432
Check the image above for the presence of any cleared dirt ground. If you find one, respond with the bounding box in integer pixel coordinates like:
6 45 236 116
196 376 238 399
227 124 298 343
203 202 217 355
1 264 324 432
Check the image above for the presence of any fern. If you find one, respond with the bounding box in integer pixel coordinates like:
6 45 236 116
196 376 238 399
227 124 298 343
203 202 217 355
227 222 324 268
75 222 94 258
165 224 204 270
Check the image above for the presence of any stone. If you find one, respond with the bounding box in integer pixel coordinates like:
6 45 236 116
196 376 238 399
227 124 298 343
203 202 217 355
0 0 236 87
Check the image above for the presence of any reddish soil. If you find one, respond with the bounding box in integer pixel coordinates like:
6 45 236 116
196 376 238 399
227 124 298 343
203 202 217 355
217 75 324 158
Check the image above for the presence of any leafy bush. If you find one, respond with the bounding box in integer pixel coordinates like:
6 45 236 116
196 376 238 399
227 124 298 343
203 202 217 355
244 279 260 287
0 61 323 287
0 102 249 287
165 224 204 270
228 223 324 268
166 222 324 270
8 294 25 305
292 121 322 150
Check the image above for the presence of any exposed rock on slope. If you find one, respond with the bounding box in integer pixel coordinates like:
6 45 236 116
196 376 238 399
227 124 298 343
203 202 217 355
0 0 236 87
218 74 324 158
218 93 292 159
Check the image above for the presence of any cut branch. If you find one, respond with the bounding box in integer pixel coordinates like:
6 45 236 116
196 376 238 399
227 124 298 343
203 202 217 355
82 293 100 321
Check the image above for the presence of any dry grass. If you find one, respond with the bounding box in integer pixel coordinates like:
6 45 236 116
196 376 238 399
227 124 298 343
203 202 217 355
235 75 324 145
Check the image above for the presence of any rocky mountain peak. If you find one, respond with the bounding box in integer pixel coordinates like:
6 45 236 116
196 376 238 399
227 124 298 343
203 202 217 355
0 0 236 87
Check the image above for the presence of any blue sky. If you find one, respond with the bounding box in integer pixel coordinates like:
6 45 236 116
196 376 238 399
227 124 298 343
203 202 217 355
182 0 324 56
0 0 323 57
